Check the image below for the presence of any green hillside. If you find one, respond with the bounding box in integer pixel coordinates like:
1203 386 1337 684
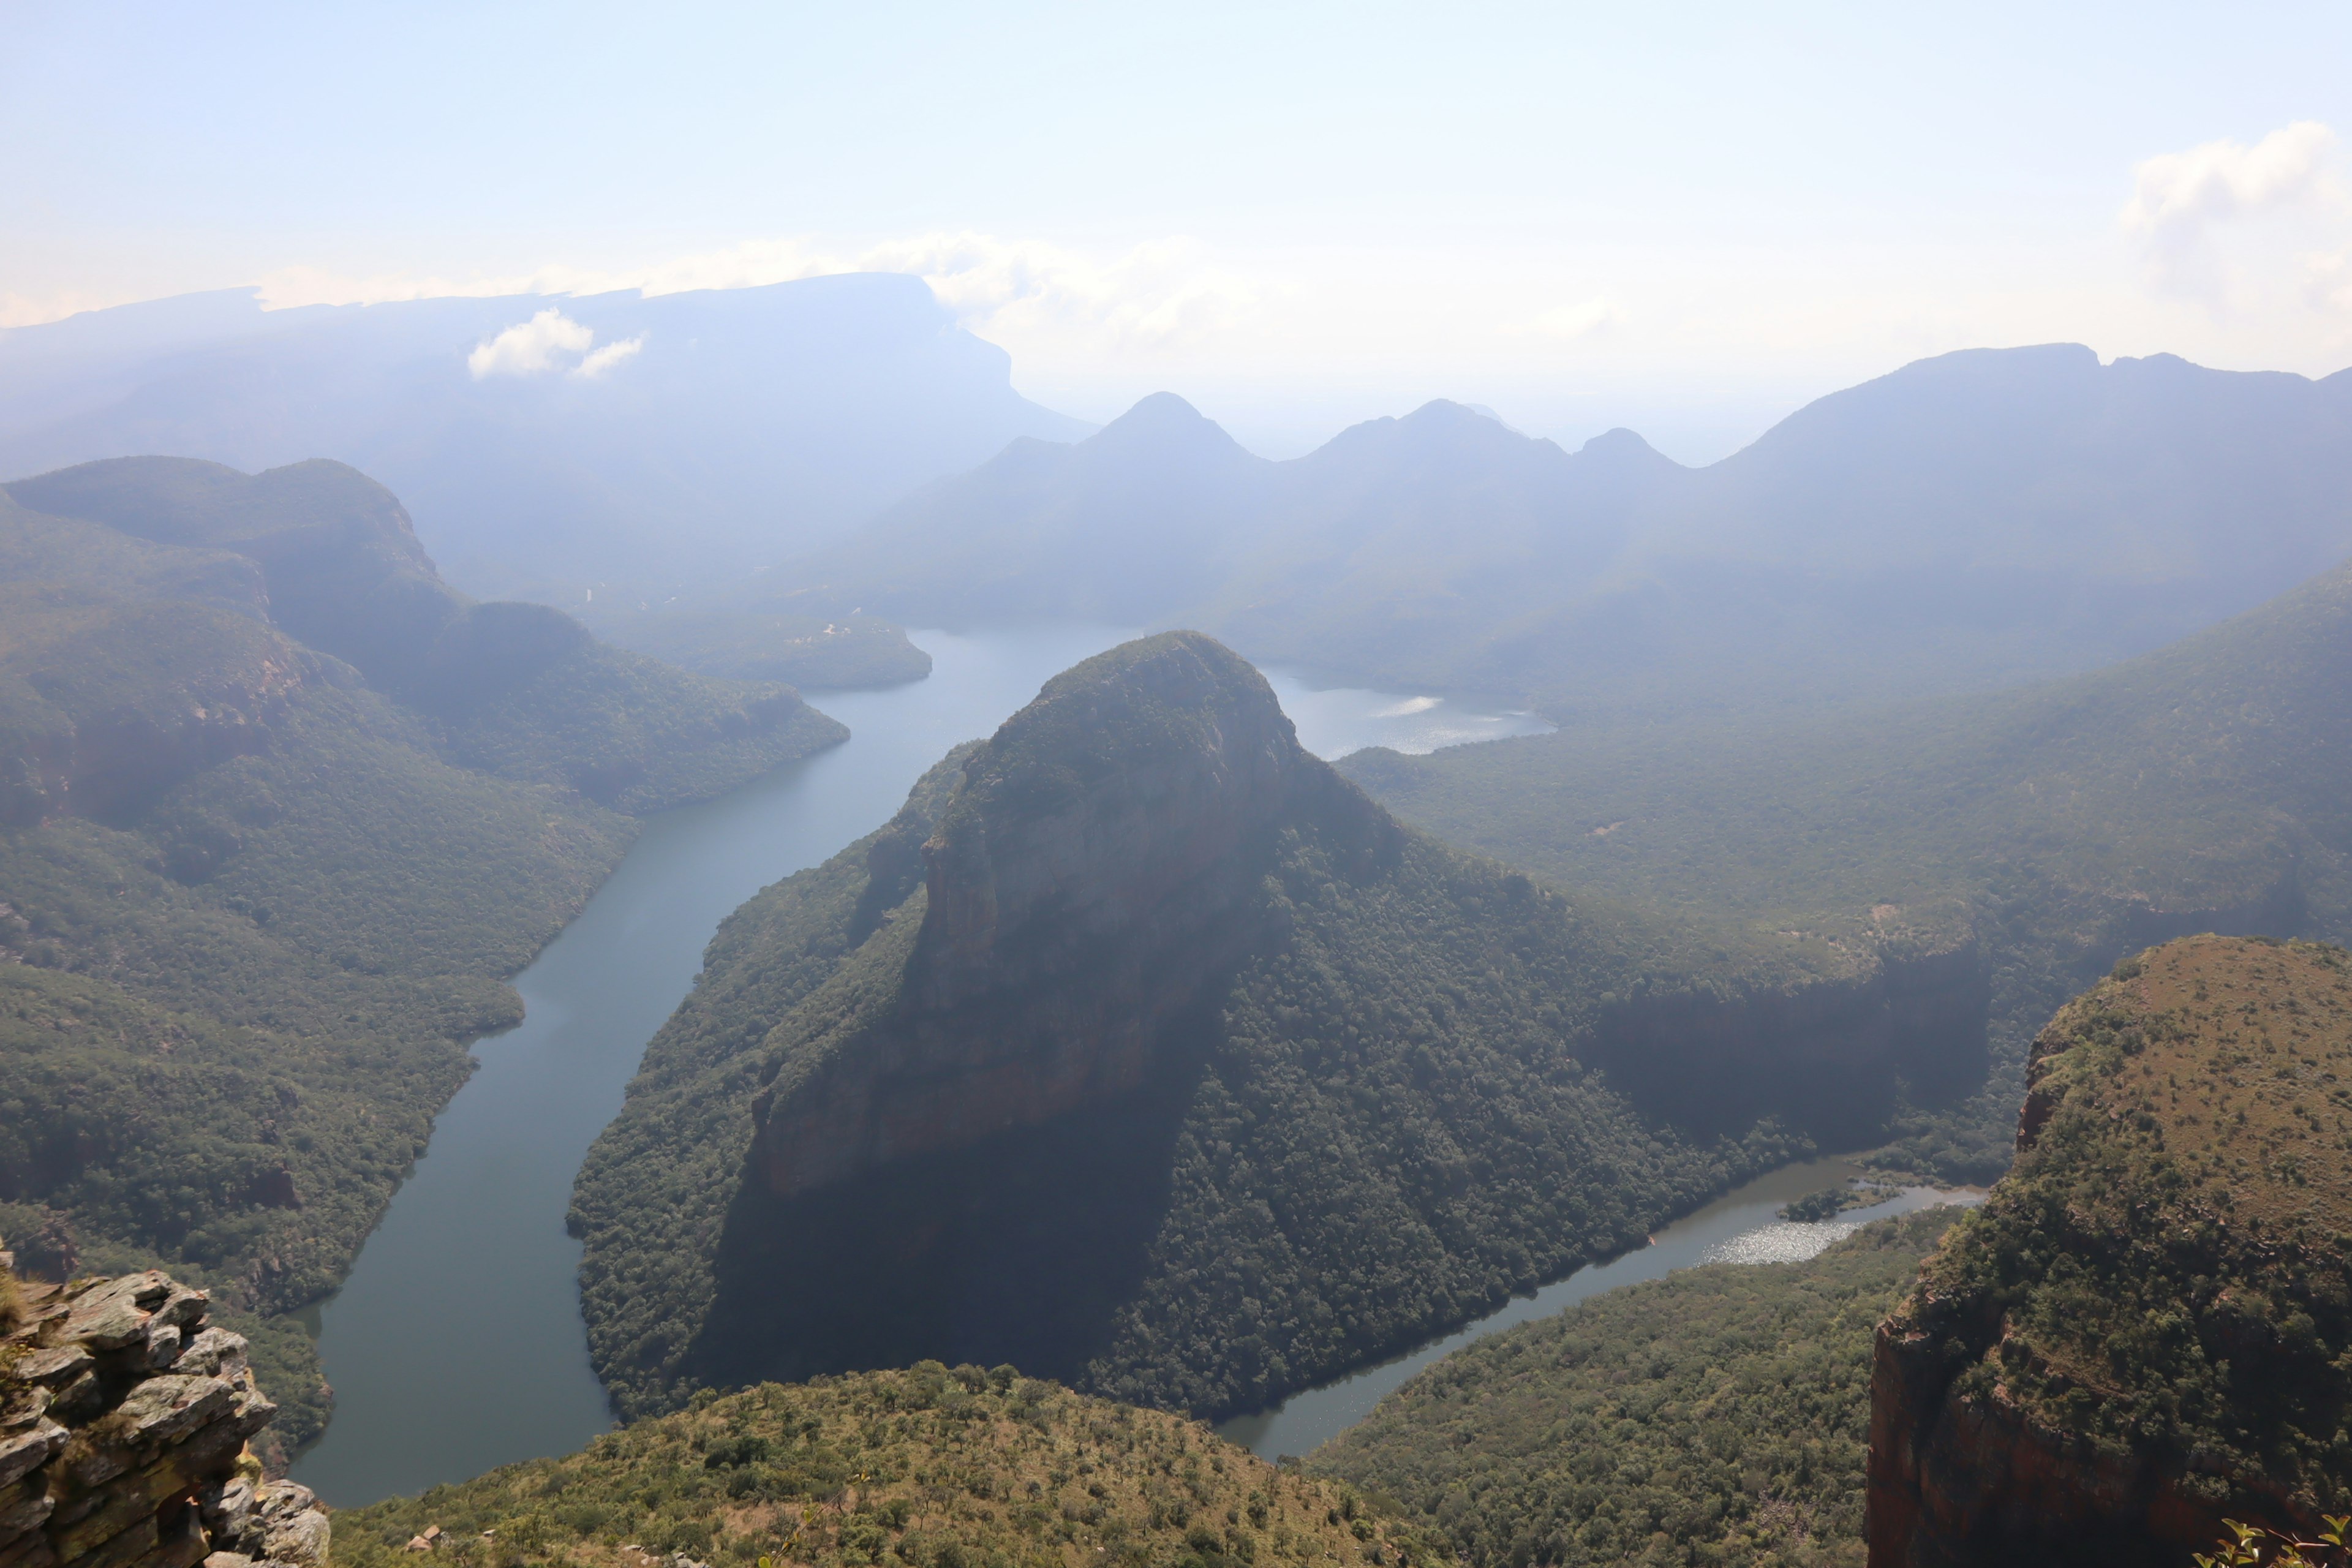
0 458 846 1459
1310 1208 1963 1568
336 1366 1447 1568
1342 555 2352 1182
571 633 1979 1430
1872 936 2352 1562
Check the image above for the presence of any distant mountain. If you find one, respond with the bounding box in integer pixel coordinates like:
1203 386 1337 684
775 347 2352 718
1341 546 2352 1180
570 632 1991 1425
0 277 1091 605
0 456 844 1458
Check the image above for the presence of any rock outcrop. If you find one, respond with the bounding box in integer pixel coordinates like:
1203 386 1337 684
0 1259 327 1568
1866 935 2352 1567
749 630 1380 1197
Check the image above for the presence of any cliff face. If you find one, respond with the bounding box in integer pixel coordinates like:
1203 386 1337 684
1866 935 2352 1567
0 1256 328 1568
750 631 1359 1197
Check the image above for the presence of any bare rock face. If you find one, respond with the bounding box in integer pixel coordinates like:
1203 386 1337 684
1864 935 2352 1567
0 1259 328 1568
751 631 1359 1197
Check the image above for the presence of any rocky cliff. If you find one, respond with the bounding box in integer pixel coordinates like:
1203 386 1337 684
575 631 1981 1424
748 630 1376 1197
0 1253 328 1568
1866 935 2352 1567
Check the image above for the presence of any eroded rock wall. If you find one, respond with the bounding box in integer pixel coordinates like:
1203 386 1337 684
0 1262 327 1568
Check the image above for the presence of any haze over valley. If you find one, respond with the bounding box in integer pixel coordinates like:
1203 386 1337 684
2 9 2349 1567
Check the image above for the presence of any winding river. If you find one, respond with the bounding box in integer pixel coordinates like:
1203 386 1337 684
292 630 1553 1505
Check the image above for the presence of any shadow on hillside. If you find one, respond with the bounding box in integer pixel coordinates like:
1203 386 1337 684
688 1055 1207 1389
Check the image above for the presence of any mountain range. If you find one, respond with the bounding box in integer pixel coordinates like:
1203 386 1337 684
769 345 2352 720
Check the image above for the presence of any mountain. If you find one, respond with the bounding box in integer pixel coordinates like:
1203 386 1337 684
1341 548 2352 1181
769 347 2352 721
0 277 1091 608
333 1365 1447 1568
1869 935 2352 1565
0 457 844 1455
570 632 1991 1427
1311 1207 1964 1568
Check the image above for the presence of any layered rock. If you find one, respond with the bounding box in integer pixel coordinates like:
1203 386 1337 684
0 1258 327 1568
1866 935 2352 1567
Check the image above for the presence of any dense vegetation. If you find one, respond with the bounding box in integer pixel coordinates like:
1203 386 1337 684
1311 1209 1963 1568
337 1365 1447 1568
571 635 1952 1429
0 459 846 1458
1344 556 2352 1183
1897 936 2352 1520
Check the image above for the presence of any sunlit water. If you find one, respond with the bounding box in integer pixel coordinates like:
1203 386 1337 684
1215 1159 1983 1461
291 631 1555 1504
1261 667 1553 757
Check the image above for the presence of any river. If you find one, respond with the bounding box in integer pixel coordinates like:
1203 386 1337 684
291 628 1553 1505
1215 1158 1983 1461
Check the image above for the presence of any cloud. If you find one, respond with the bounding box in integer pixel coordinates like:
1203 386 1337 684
2122 121 2341 300
1526 295 1628 339
261 231 1260 360
468 308 595 377
465 309 645 380
575 335 644 377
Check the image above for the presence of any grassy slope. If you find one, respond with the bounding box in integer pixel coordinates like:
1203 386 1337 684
575 639 1855 1425
1311 1210 1964 1568
0 462 846 1458
1898 935 2352 1517
337 1366 1449 1568
1340 558 2352 1182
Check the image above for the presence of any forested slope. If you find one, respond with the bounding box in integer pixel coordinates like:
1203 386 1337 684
0 459 846 1457
1871 936 2352 1565
1311 1208 1964 1568
1343 555 2352 1182
336 1365 1446 1568
573 633 1981 1428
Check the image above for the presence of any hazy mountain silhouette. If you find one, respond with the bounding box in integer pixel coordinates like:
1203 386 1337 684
0 276 1090 605
778 346 2352 717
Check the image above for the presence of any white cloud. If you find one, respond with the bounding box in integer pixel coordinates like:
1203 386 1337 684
575 335 644 378
2122 121 2342 300
1526 295 1628 339
260 231 1261 361
467 308 595 377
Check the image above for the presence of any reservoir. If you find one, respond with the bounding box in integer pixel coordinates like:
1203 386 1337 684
293 628 1553 1505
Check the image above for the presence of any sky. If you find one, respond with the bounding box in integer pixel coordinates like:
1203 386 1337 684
4 1 2351 460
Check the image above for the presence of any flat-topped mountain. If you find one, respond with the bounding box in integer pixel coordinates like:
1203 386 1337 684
767 347 2352 721
572 632 1988 1424
0 277 1089 603
1869 935 2352 1565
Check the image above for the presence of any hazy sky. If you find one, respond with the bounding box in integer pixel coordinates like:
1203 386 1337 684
5 1 2350 459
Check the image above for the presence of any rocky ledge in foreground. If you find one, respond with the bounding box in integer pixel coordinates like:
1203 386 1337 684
0 1257 328 1568
1866 935 2352 1567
